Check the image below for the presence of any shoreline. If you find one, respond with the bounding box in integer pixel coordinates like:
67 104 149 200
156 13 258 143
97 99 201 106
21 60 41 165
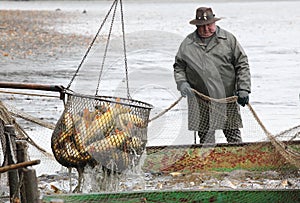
1 0 299 11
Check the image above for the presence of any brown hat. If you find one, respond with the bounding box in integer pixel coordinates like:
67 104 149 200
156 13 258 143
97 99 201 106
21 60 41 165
189 7 221 26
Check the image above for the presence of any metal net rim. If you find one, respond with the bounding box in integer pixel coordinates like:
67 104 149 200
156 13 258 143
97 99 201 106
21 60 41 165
65 91 153 110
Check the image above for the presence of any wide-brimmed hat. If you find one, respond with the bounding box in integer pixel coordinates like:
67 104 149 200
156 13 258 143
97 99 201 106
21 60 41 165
189 7 221 26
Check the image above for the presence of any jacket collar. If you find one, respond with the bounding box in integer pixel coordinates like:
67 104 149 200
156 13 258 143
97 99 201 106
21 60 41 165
189 26 226 52
215 26 227 39
191 26 227 42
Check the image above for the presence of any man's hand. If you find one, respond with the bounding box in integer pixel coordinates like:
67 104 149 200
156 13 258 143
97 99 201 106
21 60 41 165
237 90 249 107
180 82 193 97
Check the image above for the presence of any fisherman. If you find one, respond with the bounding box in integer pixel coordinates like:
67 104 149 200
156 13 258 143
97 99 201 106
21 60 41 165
173 7 251 144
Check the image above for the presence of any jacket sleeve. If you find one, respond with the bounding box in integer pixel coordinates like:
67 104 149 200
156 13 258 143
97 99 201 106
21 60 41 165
232 38 251 93
173 44 188 90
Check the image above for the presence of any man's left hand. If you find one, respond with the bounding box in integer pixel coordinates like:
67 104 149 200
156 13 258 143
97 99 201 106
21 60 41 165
237 90 249 107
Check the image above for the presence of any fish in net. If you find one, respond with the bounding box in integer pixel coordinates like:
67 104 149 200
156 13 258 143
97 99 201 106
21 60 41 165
51 92 152 191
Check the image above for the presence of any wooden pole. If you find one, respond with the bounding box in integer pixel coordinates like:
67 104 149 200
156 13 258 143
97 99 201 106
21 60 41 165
0 82 66 100
0 82 64 93
4 125 20 203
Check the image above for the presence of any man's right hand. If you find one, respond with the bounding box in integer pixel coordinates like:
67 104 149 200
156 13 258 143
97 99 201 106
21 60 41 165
180 82 193 97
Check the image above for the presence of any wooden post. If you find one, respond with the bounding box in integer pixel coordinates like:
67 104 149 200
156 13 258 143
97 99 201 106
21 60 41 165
16 141 39 203
17 141 27 203
4 125 21 203
21 168 39 203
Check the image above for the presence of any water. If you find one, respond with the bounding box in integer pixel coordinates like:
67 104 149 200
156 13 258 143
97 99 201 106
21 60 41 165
1 1 300 176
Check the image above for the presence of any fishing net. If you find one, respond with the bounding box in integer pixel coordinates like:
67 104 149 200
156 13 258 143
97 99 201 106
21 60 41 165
187 91 242 131
1 87 300 203
143 91 300 175
42 91 300 202
51 92 152 173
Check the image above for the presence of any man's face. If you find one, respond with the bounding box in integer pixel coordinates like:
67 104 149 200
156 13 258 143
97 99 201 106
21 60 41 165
197 22 216 38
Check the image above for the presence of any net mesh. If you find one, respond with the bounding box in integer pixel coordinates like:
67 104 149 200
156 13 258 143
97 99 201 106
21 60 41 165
0 92 299 202
42 190 299 203
187 92 242 131
51 93 152 173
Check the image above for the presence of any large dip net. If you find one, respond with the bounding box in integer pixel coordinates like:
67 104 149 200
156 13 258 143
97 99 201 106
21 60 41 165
48 0 153 192
52 93 151 173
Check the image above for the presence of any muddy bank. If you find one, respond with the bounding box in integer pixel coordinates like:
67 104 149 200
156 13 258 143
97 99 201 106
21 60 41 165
1 10 91 67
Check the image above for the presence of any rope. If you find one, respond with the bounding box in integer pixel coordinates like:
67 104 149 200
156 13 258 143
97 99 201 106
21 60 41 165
148 90 236 123
148 96 183 123
0 101 15 125
0 101 54 159
192 88 238 103
66 0 131 99
147 91 300 168
275 124 300 140
247 103 300 168
289 131 300 141
6 104 56 130
14 123 54 159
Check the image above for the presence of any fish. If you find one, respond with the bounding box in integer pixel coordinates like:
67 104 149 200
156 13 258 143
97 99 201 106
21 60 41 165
116 113 147 131
53 101 132 165
82 103 131 145
56 112 75 144
124 136 143 152
52 97 147 177
52 135 92 167
82 108 93 128
52 112 94 167
85 129 129 154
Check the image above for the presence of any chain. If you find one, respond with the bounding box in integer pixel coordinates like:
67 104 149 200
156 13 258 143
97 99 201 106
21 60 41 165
120 0 131 99
67 0 131 99
95 0 118 95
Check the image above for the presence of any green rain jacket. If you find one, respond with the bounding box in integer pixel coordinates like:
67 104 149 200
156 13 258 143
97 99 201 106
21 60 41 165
173 26 251 131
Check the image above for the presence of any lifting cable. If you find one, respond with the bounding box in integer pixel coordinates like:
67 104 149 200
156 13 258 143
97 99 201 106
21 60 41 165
66 0 118 90
66 0 131 99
